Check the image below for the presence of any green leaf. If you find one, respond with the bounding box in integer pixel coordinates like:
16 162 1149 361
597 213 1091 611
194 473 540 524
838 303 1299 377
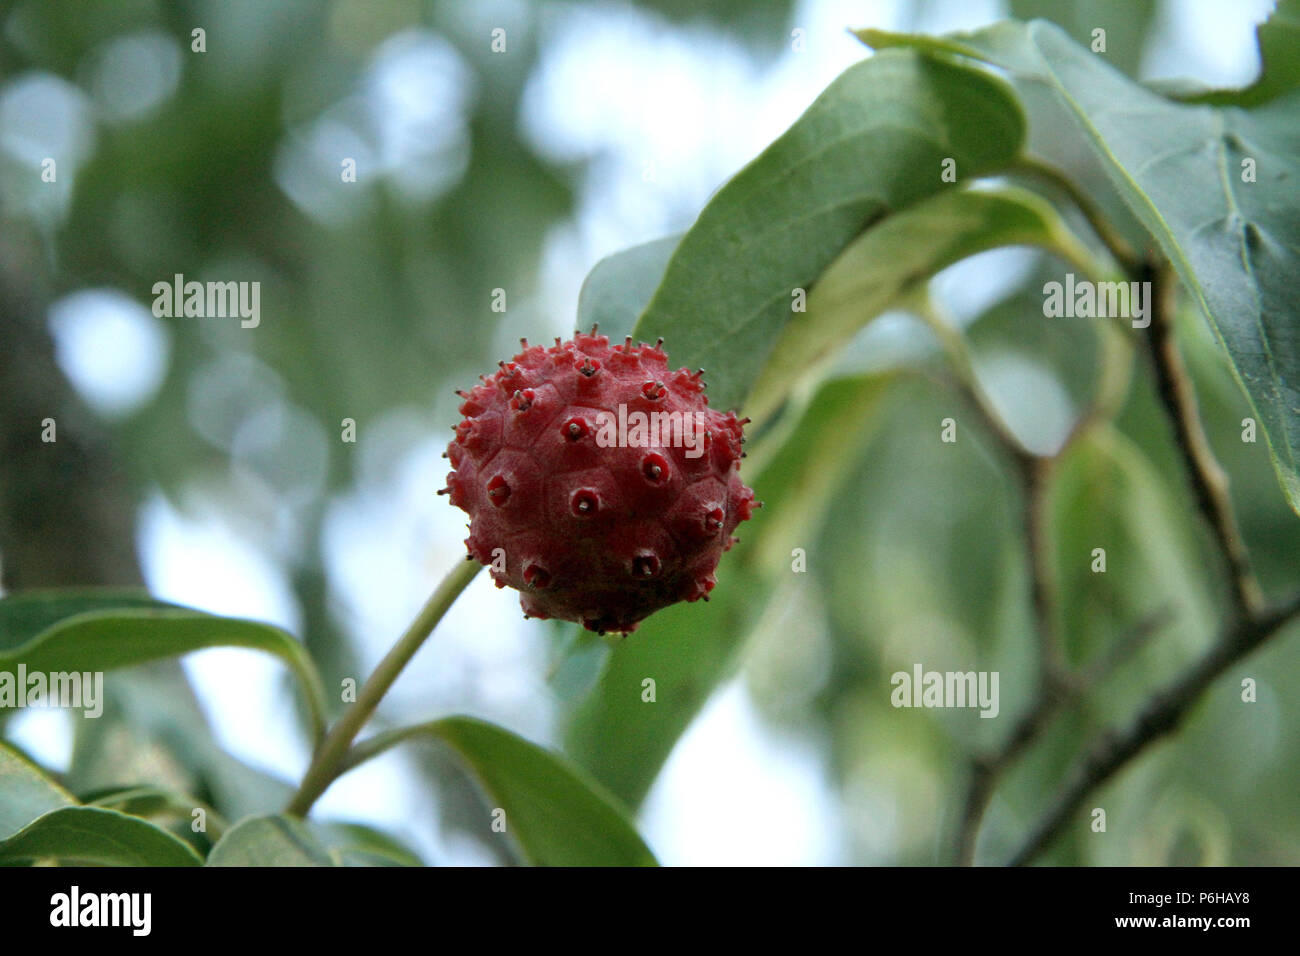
1009 0 1156 78
344 716 657 866
746 186 1096 424
206 814 340 866
312 822 424 867
0 806 202 866
0 590 178 651
0 593 294 820
67 668 296 822
630 49 1026 413
577 235 681 338
0 603 329 744
860 21 1300 515
1051 425 1218 665
565 372 893 808
0 742 76 841
82 786 228 843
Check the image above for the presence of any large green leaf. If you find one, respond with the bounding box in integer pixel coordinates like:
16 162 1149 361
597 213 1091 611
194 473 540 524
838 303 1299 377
343 715 656 866
859 21 1300 516
206 814 339 866
1010 0 1156 77
0 602 328 743
630 49 1025 413
565 373 893 807
0 742 76 841
745 186 1096 424
0 806 202 866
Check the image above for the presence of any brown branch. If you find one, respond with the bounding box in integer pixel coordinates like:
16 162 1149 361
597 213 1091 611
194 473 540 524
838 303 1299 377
952 452 1053 866
1004 264 1281 865
953 607 1169 865
932 179 1271 867
1007 592 1300 866
925 291 1142 865
1146 263 1264 619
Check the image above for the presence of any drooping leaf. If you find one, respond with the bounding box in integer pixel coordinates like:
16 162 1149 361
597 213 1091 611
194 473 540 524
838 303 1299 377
746 186 1096 424
0 603 329 744
630 49 1026 413
0 806 203 866
206 814 340 866
859 21 1300 515
344 715 657 866
0 590 178 651
0 593 294 822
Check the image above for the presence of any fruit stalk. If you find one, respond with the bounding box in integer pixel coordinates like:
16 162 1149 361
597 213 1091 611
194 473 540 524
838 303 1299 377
285 559 482 818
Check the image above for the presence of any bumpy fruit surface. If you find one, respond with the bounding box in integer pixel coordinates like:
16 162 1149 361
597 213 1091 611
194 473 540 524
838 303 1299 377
442 330 756 634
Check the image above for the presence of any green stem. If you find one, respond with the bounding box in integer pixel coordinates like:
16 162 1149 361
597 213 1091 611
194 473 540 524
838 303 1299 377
1013 156 1142 276
285 559 482 818
913 294 1033 464
335 720 449 777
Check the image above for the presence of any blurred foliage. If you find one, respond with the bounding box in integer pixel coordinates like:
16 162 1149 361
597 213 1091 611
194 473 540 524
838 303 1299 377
1 0 1298 866
0 0 789 860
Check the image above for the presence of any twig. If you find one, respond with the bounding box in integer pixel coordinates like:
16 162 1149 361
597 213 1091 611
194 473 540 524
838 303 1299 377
915 297 1121 864
953 607 1169 865
1008 592 1300 866
937 168 1271 868
917 293 1145 864
1146 263 1264 619
286 559 481 817
916 303 1035 468
1014 157 1142 276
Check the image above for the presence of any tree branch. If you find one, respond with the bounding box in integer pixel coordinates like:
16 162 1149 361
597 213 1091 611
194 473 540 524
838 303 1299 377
1007 592 1300 865
953 607 1169 865
998 262 1282 865
918 296 1143 865
930 172 1273 868
1146 263 1263 619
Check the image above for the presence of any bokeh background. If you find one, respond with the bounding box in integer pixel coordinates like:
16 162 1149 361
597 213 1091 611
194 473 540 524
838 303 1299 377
2 0 1296 865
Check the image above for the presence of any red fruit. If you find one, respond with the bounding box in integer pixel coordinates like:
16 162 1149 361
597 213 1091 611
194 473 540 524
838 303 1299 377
443 329 756 634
